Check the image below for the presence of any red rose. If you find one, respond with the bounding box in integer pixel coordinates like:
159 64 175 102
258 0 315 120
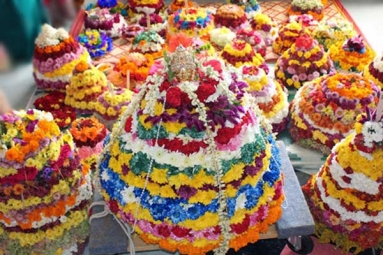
196 83 216 102
159 80 171 92
166 86 182 108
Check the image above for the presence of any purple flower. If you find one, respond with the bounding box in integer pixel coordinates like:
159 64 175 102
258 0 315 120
177 185 197 200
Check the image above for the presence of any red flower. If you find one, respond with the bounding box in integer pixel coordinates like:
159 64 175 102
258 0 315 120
231 214 250 234
172 226 191 238
203 59 222 73
108 199 119 214
196 83 216 102
215 125 242 144
159 80 171 92
295 34 314 50
166 86 182 108
124 117 133 133
157 225 171 238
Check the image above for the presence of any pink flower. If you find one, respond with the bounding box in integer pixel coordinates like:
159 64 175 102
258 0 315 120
299 73 307 81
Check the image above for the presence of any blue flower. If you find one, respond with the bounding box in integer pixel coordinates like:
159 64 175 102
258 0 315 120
169 204 188 223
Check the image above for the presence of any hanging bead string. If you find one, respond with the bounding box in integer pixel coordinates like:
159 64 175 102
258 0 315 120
179 81 231 255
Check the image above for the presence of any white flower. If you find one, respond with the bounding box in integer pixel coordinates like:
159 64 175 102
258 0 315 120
235 192 247 210
60 216 68 223
362 121 383 147
101 170 110 181
121 186 137 204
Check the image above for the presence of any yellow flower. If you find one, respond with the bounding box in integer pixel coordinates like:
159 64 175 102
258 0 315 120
151 168 168 184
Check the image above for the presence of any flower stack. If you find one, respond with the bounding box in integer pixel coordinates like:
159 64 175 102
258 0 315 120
69 116 108 169
127 0 164 16
287 0 324 21
34 91 76 129
138 13 167 39
64 61 108 114
33 24 90 91
214 4 248 31
249 13 278 46
98 47 284 255
84 7 127 38
303 107 383 253
221 39 269 74
77 30 113 59
313 18 357 51
131 30 165 59
0 109 92 255
289 73 379 154
329 35 375 74
274 34 334 89
94 86 133 126
240 65 289 133
167 7 215 40
272 21 310 55
363 53 383 89
236 28 267 57
229 0 261 18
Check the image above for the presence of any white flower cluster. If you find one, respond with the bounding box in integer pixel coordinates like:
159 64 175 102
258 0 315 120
35 24 69 48
372 54 383 72
362 120 383 147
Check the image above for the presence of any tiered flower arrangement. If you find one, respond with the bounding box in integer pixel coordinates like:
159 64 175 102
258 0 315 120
214 4 248 31
209 27 236 51
64 61 108 114
109 53 155 89
289 73 380 154
285 14 319 32
272 21 310 55
127 0 164 16
97 47 284 255
221 39 269 74
138 13 167 38
240 65 290 133
0 109 92 255
33 24 90 91
131 30 165 59
313 17 357 51
249 13 278 46
236 28 267 57
34 91 77 129
77 30 113 59
122 24 146 41
287 0 324 21
167 7 215 40
69 116 108 169
229 0 261 18
363 53 383 89
303 108 383 253
274 34 334 89
168 0 195 14
94 86 133 125
84 7 127 38
329 35 375 74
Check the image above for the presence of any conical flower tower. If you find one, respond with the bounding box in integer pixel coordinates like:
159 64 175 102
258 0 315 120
303 95 383 253
97 47 284 255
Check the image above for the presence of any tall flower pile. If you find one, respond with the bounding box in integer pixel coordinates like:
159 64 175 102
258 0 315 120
97 50 284 255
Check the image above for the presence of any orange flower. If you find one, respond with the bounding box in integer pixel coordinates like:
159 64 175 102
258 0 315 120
3 186 12 196
5 146 24 162
75 61 89 72
168 33 193 53
45 46 52 53
13 184 24 195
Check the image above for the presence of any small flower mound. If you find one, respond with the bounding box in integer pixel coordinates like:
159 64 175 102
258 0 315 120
303 108 383 253
275 34 334 89
288 0 324 21
329 35 376 74
0 109 92 255
131 30 165 59
77 30 113 59
363 54 383 89
289 73 380 154
272 21 310 55
249 13 278 46
84 7 127 38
